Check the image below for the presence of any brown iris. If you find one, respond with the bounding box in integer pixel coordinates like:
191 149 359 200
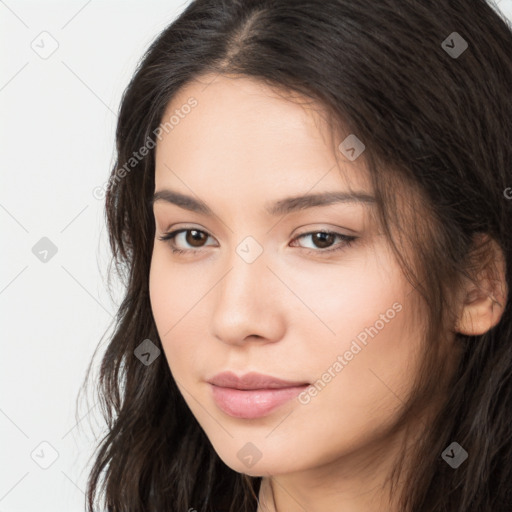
311 232 335 249
185 229 208 247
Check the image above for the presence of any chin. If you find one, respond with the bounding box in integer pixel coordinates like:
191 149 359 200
212 444 302 478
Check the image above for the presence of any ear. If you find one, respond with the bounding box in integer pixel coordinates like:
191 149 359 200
455 234 508 336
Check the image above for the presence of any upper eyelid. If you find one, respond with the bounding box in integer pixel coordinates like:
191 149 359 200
159 220 357 235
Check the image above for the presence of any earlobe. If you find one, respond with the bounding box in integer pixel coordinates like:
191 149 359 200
455 235 508 336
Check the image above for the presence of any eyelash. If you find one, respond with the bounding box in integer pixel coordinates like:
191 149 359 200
157 228 357 256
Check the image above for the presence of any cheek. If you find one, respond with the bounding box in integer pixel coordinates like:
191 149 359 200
149 252 173 334
286 249 423 429
149 247 216 380
149 247 202 331
282 246 406 347
149 250 190 353
280 300 423 472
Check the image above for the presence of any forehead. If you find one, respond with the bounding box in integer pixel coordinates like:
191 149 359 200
154 74 372 200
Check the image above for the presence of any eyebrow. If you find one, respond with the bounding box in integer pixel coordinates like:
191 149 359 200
151 189 376 216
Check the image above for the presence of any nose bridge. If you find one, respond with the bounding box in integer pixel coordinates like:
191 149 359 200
211 238 283 343
218 239 268 311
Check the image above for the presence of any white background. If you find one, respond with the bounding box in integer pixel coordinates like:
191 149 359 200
1 1 511 510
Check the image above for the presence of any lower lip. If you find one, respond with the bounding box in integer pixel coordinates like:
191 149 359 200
209 383 309 419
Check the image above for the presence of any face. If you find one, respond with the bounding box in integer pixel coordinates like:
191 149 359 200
149 74 426 478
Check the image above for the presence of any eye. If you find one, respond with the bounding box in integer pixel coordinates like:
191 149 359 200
157 228 358 256
157 228 216 254
291 230 358 255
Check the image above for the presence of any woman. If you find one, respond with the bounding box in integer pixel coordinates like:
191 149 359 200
81 0 512 510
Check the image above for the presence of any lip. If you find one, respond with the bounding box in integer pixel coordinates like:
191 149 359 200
208 371 309 390
208 371 310 419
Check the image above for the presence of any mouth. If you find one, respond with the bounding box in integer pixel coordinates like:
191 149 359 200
207 371 310 419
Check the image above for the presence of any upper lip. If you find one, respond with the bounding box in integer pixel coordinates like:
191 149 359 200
208 371 309 390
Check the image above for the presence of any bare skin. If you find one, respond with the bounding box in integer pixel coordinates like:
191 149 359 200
148 74 507 511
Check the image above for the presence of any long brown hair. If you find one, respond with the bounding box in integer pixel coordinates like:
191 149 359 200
79 1 512 510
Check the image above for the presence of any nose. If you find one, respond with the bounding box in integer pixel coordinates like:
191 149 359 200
210 245 286 347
